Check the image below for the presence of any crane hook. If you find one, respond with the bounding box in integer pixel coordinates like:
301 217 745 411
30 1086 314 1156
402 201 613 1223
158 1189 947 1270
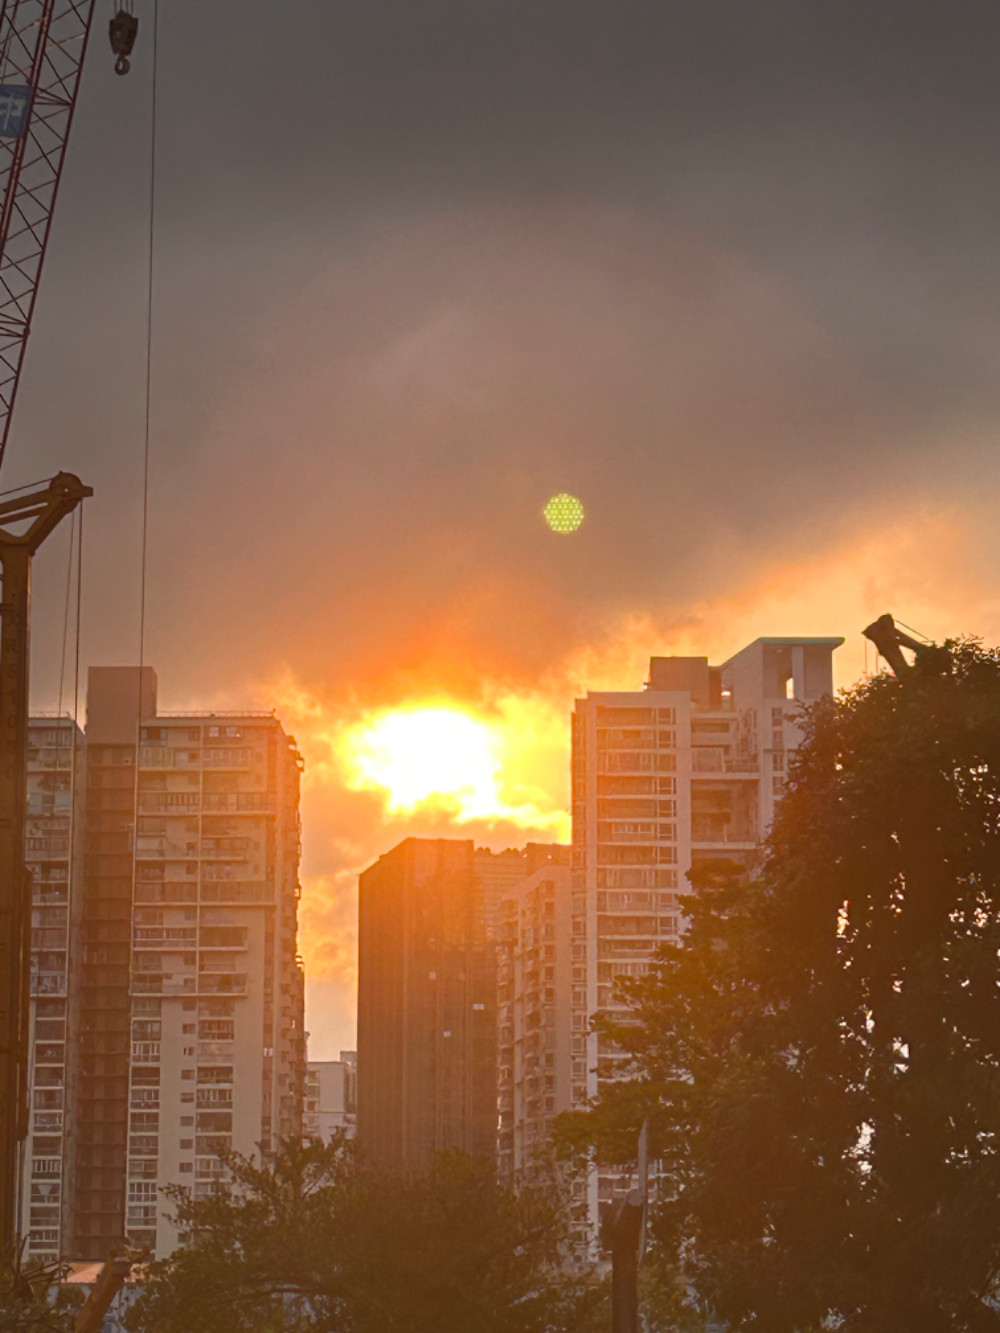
109 9 138 76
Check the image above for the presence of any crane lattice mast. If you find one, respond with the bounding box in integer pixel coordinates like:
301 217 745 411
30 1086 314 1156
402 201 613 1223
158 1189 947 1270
0 0 100 1258
0 0 98 472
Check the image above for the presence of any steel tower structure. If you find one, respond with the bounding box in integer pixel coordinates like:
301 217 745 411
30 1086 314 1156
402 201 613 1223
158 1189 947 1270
0 0 100 1256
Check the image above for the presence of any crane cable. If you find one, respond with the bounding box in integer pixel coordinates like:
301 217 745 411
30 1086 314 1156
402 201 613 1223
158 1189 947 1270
137 0 158 692
128 0 159 1209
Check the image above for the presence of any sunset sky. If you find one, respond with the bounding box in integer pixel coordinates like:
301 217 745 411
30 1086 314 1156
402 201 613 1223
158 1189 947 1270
10 0 1000 1055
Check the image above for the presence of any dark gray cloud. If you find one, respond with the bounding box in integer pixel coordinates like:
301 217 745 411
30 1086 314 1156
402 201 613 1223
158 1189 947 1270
9 0 1000 704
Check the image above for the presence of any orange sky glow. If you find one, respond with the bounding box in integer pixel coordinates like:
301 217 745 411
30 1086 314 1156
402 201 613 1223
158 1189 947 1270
276 495 1000 1059
22 204 1000 1064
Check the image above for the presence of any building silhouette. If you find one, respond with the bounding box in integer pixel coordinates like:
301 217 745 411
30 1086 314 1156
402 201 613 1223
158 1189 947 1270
357 838 500 1169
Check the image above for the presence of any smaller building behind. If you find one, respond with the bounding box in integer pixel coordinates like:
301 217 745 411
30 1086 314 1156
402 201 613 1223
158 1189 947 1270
497 864 590 1251
305 1053 357 1142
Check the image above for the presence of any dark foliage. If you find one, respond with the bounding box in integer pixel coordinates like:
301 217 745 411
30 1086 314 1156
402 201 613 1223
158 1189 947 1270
557 640 1000 1331
0 1249 81 1332
125 1137 603 1333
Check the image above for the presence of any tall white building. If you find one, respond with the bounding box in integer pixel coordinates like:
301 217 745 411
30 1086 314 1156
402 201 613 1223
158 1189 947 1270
571 638 842 1239
62 668 306 1260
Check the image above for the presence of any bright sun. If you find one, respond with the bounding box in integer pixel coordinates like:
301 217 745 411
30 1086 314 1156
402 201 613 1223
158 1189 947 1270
340 707 502 817
336 703 570 833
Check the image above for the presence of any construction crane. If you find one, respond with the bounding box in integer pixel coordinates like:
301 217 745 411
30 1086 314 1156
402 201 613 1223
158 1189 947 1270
0 0 103 472
0 477 91 1257
862 614 941 679
0 0 117 1259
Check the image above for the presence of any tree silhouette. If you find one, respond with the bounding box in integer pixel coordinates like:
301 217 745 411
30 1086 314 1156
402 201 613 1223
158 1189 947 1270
125 1138 605 1333
559 641 1000 1331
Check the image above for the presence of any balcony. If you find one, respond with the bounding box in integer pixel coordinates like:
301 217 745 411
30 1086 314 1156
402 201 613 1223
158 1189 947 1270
132 974 197 995
30 973 65 997
135 838 194 858
202 793 274 813
198 1042 234 1059
134 928 197 946
690 819 756 847
202 749 254 770
198 974 248 997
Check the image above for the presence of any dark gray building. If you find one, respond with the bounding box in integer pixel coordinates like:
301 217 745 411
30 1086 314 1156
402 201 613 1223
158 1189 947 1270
357 838 497 1169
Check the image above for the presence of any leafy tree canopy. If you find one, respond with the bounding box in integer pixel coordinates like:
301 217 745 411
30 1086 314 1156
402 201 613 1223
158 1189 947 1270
558 640 1000 1331
125 1138 604 1333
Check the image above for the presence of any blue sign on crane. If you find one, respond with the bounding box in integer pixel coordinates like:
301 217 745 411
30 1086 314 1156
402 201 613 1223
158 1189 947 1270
0 85 32 139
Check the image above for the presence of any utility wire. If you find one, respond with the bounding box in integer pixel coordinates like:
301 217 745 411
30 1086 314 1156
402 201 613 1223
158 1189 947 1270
136 0 158 700
131 0 159 873
895 619 932 643
127 0 160 1217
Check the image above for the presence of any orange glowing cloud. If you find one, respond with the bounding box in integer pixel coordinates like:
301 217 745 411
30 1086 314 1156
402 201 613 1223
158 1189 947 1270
269 494 1000 1058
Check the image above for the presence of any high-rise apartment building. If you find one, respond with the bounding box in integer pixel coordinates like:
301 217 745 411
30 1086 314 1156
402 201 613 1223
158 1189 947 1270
19 716 85 1259
572 638 842 1237
62 667 305 1259
304 1052 357 1143
496 865 579 1180
357 838 499 1170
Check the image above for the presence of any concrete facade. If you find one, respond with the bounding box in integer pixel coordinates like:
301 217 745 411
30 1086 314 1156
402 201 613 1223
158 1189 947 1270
304 1053 357 1143
572 638 842 1242
59 667 306 1260
18 717 85 1260
496 866 590 1239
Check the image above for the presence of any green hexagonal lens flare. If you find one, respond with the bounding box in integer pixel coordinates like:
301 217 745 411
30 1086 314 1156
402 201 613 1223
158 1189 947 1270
543 493 585 534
